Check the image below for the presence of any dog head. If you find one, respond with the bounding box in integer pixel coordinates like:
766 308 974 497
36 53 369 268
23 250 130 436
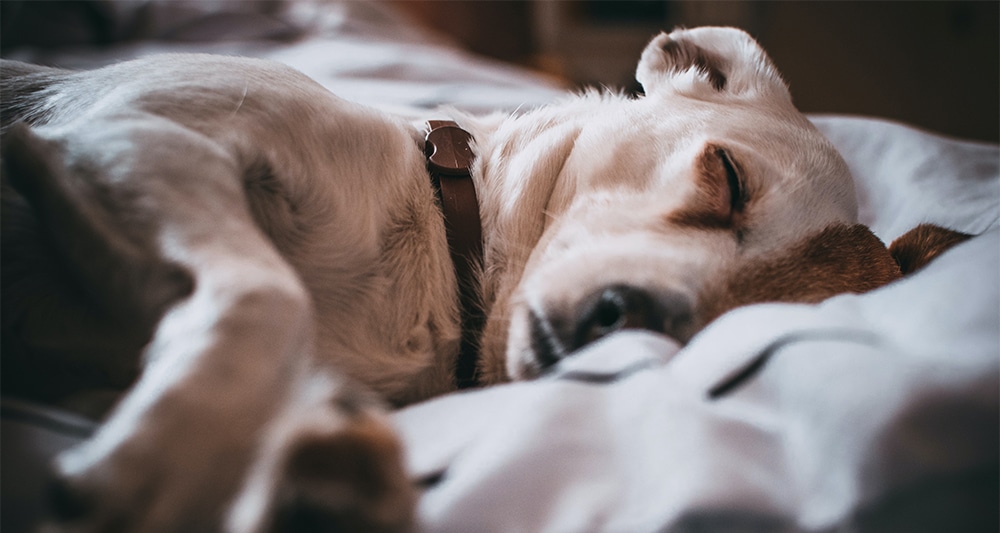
497 28 901 379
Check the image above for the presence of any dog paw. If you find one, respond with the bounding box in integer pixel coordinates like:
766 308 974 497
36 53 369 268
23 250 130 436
267 413 415 532
225 381 415 533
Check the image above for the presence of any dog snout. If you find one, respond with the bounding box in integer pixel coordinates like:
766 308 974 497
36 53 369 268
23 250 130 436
529 284 693 370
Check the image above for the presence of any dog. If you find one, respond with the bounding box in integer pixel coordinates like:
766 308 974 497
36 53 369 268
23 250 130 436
0 27 967 531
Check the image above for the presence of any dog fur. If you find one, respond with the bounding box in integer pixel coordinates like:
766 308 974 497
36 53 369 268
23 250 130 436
0 27 952 531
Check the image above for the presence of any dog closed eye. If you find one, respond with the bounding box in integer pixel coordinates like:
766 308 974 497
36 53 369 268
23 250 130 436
666 143 748 231
718 148 746 214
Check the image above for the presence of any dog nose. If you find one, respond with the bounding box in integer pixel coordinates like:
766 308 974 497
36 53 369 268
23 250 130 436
530 284 692 370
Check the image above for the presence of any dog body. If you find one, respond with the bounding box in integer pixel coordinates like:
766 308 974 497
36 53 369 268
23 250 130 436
2 28 905 531
4 53 452 530
5 54 461 404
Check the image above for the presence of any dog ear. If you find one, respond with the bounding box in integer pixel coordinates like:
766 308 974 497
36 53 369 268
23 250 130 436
888 224 973 275
636 27 790 100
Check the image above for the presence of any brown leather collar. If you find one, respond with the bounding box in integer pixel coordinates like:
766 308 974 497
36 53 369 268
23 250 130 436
424 120 483 389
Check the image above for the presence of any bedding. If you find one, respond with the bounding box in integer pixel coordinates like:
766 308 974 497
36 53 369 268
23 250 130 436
2 2 996 532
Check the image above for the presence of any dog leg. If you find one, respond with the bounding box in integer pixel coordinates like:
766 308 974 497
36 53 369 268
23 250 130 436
4 121 412 531
49 264 413 532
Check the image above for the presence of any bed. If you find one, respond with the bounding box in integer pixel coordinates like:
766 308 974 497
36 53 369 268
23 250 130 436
2 2 997 531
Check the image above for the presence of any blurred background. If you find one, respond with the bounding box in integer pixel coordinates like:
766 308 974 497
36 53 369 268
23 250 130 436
393 0 998 142
2 1 997 142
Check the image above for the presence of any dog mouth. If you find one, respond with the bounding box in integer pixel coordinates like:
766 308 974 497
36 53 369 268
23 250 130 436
520 284 695 377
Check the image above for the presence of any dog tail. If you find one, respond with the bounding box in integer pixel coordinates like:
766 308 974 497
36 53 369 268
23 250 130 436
1 122 194 333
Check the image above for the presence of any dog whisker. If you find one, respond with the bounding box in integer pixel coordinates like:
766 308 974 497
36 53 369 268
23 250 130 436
230 82 248 119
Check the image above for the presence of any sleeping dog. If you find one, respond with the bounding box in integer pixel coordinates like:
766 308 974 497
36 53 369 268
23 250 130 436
0 27 965 531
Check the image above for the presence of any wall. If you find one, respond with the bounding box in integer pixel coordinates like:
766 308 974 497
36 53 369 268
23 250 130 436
395 1 999 142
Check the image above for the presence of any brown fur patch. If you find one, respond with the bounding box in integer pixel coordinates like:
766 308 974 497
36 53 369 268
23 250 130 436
666 144 745 230
701 224 902 325
889 223 973 275
275 414 414 531
661 39 728 90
